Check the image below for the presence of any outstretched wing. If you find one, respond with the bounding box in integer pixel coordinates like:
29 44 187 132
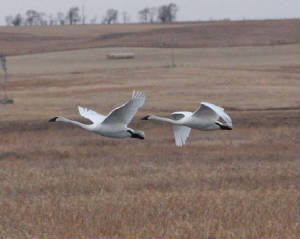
172 125 191 147
102 91 145 126
192 102 232 127
78 106 106 124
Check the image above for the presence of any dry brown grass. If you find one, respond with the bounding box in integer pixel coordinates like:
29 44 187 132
0 117 299 238
0 21 299 238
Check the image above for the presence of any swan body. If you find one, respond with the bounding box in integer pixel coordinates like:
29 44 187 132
49 91 145 140
142 102 232 146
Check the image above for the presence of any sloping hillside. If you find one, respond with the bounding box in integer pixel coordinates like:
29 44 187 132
0 19 299 56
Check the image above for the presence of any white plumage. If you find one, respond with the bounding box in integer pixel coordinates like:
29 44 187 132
49 91 145 140
78 106 106 124
142 102 232 147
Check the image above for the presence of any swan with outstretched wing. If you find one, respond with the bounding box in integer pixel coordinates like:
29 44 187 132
142 102 232 147
49 91 145 140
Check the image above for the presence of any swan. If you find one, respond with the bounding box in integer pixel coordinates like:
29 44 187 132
49 91 145 140
142 102 232 147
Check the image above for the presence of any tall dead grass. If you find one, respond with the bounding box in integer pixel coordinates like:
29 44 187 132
0 120 299 238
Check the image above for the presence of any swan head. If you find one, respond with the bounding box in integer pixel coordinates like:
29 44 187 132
49 117 58 122
49 117 66 122
127 129 145 140
141 115 152 120
215 121 232 130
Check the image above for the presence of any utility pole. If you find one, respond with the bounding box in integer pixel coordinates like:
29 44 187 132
0 53 14 104
81 4 85 24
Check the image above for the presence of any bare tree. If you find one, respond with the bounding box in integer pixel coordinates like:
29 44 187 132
67 7 80 25
149 7 157 23
158 3 178 23
138 7 150 23
25 10 40 25
168 3 178 22
48 14 56 25
40 12 47 25
90 16 97 24
25 10 47 26
12 14 23 26
25 10 35 25
122 11 130 24
5 15 14 26
103 9 118 24
56 12 65 25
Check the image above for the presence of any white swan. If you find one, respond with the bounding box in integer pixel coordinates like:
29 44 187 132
142 102 232 147
49 91 145 140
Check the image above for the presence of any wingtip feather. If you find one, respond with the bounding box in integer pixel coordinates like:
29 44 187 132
78 105 85 115
132 90 145 99
131 90 145 108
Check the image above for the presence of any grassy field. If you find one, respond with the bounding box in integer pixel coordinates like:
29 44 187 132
0 19 299 56
0 20 299 238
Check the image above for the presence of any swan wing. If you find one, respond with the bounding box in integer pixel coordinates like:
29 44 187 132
192 102 232 127
78 106 106 124
102 91 145 126
172 125 191 147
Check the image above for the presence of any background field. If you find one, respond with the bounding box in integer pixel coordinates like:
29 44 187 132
0 19 299 238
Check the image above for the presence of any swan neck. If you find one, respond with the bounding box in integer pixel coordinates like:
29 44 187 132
151 115 177 124
59 117 92 130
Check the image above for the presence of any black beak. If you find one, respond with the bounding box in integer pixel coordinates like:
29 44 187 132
49 117 58 122
141 115 150 120
131 133 144 140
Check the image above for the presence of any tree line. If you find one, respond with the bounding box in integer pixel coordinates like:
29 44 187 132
5 3 178 26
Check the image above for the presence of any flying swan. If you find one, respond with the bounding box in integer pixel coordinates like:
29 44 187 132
142 102 232 147
49 91 145 140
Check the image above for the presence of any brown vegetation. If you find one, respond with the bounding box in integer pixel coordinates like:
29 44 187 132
0 19 299 56
0 20 299 238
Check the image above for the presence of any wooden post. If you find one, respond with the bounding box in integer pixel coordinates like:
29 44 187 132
0 53 14 104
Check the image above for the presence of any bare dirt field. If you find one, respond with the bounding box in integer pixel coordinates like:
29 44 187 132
0 20 299 238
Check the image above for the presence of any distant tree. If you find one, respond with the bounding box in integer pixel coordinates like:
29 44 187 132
25 10 35 25
158 3 178 23
39 12 48 25
102 9 118 24
5 15 14 26
138 7 150 23
25 10 41 25
12 14 23 26
90 16 97 24
48 14 57 25
149 7 157 23
25 10 47 25
67 7 80 25
168 3 178 22
122 11 130 24
56 12 65 25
